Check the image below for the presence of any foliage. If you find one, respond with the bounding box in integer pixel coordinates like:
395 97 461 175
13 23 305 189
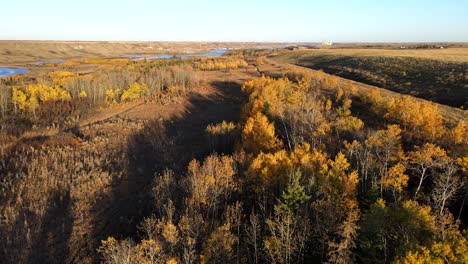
358 199 436 263
195 58 248 71
120 82 148 102
201 224 237 263
241 112 283 155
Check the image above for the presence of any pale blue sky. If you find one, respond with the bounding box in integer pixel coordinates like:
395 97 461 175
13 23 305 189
1 0 467 42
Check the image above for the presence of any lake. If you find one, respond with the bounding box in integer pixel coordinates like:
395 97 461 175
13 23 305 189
0 49 228 78
0 67 29 78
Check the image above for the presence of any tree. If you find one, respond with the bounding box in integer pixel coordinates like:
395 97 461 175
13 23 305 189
121 82 148 102
395 217 468 264
98 237 138 264
358 199 436 264
327 208 360 264
242 112 283 155
385 96 446 141
201 224 237 264
0 86 11 117
408 143 449 199
264 207 308 264
365 125 404 196
276 170 311 213
185 155 236 220
449 120 467 146
431 159 465 215
381 163 409 199
244 212 261 264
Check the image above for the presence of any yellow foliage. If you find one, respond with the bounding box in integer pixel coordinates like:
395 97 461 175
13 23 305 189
121 82 148 102
161 221 179 246
201 224 237 263
247 149 292 192
246 143 329 193
59 60 79 68
206 121 237 135
242 112 282 155
241 76 297 119
457 156 468 172
84 57 131 64
402 200 436 231
395 226 468 264
166 258 179 264
106 89 121 105
367 92 446 140
450 120 467 145
187 155 236 208
196 58 248 71
79 90 88 98
394 247 436 264
48 70 78 84
12 87 27 111
11 84 71 114
365 125 403 157
408 143 449 168
381 163 409 192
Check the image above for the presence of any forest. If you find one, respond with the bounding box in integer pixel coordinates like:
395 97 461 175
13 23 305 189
0 47 467 264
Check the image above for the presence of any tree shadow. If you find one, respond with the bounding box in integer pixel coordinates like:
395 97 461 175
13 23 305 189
90 81 245 260
28 190 73 263
1 190 74 264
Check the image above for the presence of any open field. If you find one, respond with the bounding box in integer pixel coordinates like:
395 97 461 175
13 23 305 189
272 48 468 108
281 46 468 62
0 40 288 64
260 58 467 124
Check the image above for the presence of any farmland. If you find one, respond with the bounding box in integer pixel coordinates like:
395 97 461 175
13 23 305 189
272 47 468 108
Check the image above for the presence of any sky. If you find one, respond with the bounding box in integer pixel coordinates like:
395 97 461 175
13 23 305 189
1 0 467 42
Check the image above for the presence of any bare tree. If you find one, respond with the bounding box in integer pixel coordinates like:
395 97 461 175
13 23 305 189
431 160 465 215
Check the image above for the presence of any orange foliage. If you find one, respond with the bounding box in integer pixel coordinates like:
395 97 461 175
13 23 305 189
241 112 283 155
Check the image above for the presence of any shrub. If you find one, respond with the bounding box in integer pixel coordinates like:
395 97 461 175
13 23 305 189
120 82 148 102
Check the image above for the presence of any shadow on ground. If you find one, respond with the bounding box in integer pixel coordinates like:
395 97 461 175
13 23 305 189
89 81 245 261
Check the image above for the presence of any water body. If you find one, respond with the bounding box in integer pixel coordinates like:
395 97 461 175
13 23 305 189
0 67 29 78
125 49 227 60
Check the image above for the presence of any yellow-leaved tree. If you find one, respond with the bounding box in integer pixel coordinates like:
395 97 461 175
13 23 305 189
241 112 282 155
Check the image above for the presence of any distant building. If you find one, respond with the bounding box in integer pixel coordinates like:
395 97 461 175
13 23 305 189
322 41 333 46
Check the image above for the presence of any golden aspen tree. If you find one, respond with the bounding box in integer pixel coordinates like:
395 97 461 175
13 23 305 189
450 120 467 146
408 143 449 199
381 163 409 197
121 82 148 102
365 124 405 194
242 112 282 155
12 86 27 112
201 224 237 264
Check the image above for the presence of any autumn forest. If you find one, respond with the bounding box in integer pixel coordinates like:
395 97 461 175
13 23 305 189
0 41 467 264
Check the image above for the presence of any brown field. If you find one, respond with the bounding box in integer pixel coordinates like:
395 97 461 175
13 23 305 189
0 40 288 65
271 47 468 108
279 47 468 63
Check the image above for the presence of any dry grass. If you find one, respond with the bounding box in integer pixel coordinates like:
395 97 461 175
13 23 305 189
0 40 289 65
278 47 468 63
260 58 467 125
273 48 468 108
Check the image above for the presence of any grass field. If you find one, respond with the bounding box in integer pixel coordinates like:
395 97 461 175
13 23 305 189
0 40 288 64
273 48 468 108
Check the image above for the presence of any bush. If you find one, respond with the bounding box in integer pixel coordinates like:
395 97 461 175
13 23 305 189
120 82 148 102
